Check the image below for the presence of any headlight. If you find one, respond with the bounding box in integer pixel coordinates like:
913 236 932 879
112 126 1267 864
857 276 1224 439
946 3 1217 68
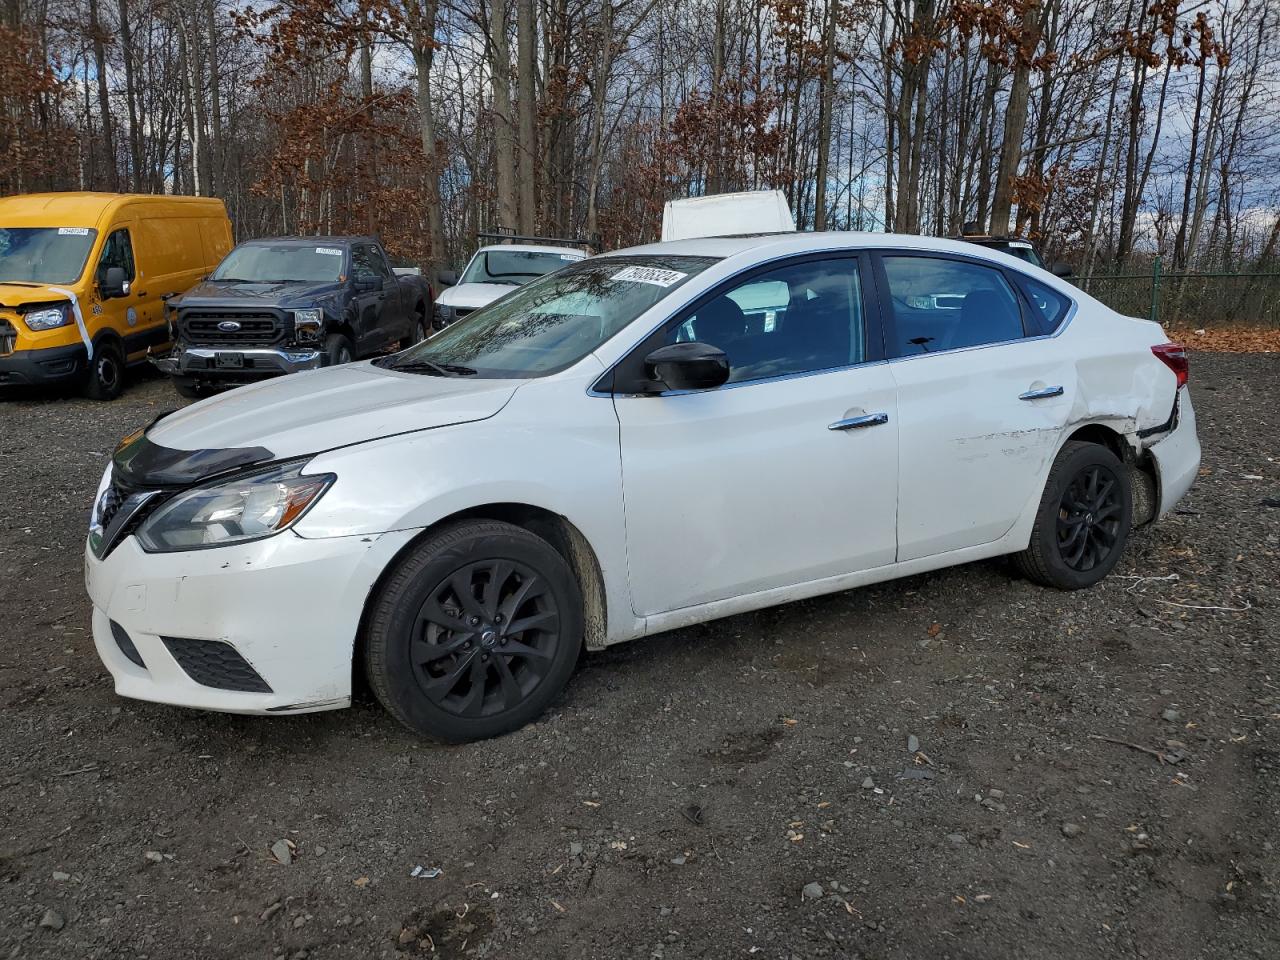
24 304 72 331
136 462 335 553
433 303 457 326
293 309 324 341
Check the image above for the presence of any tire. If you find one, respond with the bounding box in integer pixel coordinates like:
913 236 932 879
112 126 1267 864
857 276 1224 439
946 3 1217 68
1014 440 1133 590
323 333 354 367
82 338 125 401
172 376 202 399
363 520 584 742
413 307 428 344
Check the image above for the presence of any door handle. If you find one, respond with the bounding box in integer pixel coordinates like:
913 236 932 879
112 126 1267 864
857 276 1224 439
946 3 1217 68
1019 385 1064 400
828 412 889 431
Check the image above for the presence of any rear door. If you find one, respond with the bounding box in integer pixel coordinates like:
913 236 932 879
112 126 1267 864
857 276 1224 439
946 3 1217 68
611 253 900 617
874 251 1076 561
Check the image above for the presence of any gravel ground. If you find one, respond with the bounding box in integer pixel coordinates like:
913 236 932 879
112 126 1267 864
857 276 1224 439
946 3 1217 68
1 355 1277 960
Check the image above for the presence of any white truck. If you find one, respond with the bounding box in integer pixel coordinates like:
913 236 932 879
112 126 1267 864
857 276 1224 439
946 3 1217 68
433 239 585 329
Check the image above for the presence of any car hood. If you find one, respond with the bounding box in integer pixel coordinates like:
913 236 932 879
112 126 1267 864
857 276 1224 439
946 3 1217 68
175 279 344 309
144 362 521 468
437 283 518 311
0 282 77 309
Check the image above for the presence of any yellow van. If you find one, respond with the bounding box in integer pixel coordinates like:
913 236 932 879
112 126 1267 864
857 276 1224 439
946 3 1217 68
0 193 232 399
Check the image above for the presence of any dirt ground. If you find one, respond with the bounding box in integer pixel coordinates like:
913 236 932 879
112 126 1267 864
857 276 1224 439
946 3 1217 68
1 354 1277 960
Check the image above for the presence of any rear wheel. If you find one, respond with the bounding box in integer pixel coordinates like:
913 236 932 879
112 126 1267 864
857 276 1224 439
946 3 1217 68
82 339 125 401
1015 441 1132 590
364 521 583 742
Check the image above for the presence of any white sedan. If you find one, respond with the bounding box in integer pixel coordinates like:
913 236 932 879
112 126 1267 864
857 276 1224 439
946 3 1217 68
84 233 1200 741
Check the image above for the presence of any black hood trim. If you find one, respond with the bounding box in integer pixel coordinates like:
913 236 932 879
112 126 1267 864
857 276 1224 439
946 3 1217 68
113 431 276 488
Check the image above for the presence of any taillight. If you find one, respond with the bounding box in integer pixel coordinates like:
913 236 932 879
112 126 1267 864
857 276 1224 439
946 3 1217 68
1151 342 1188 388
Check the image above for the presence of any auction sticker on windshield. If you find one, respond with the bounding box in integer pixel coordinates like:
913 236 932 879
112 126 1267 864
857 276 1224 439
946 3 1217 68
612 265 688 287
316 247 343 256
58 227 90 236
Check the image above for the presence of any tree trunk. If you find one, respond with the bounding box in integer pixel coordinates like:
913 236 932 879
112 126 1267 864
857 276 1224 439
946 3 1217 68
516 0 537 233
584 0 613 246
813 0 837 231
990 0 1040 235
88 0 116 189
489 0 519 232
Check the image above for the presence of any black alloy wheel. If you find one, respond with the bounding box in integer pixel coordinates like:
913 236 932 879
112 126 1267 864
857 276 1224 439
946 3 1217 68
364 520 583 741
1015 440 1132 590
1056 463 1123 571
412 558 561 719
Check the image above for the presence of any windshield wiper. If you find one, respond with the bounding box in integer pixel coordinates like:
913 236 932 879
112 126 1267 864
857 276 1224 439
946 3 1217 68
386 358 478 376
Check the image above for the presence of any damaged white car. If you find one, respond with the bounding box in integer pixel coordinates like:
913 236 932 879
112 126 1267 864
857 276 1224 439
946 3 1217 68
85 233 1199 741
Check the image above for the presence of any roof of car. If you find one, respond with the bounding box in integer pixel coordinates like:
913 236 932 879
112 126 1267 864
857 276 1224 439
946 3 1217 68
245 236 377 246
605 231 1030 262
475 243 586 257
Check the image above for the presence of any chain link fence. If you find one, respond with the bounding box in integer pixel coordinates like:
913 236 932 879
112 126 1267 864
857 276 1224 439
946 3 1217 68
1075 259 1280 328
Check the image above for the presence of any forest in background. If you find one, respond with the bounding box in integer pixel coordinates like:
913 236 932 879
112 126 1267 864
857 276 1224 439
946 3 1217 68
1 0 1279 285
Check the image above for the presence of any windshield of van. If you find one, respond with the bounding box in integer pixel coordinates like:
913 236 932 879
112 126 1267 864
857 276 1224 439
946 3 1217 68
210 243 345 283
460 248 584 286
0 227 98 285
381 255 719 378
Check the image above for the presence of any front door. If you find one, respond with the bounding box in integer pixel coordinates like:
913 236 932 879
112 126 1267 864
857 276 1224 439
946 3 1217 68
612 254 899 618
875 251 1076 561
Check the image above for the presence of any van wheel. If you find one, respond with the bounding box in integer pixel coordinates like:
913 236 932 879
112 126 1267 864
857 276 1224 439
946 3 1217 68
1015 441 1132 590
172 376 202 400
323 334 354 367
83 339 125 401
363 520 584 742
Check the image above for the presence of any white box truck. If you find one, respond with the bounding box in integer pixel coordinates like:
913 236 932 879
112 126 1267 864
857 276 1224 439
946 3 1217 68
661 190 796 242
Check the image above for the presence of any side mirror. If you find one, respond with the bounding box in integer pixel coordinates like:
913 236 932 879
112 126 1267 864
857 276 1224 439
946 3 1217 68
1050 261 1074 279
644 341 730 392
353 273 379 292
437 270 458 288
101 266 129 299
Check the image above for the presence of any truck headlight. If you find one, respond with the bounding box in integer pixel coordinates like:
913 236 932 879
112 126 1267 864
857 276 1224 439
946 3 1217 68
292 309 324 341
433 303 457 327
24 304 72 331
135 462 335 553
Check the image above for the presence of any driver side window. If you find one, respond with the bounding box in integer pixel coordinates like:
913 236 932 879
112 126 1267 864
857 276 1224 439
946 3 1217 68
97 229 135 286
667 257 864 384
351 244 381 284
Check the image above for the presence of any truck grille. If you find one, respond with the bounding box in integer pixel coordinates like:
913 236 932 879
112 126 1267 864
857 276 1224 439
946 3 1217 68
0 319 15 356
181 311 285 345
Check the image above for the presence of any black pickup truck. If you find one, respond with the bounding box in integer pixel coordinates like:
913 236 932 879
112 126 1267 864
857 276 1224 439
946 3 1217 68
153 236 433 397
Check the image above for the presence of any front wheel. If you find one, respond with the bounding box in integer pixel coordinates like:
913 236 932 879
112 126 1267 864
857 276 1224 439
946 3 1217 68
82 339 125 401
323 333 354 367
171 375 202 399
1015 441 1132 590
363 521 584 742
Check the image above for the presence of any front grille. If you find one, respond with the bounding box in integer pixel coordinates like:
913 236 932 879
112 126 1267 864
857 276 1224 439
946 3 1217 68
161 636 273 693
181 312 285 346
110 620 147 668
0 319 15 356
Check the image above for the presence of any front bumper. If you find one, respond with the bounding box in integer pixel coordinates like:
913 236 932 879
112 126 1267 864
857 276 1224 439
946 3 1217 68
151 346 323 378
0 343 88 386
85 528 419 715
1148 386 1201 518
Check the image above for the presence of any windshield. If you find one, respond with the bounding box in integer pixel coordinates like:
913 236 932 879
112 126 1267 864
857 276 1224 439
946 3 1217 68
1000 243 1043 268
384 255 719 378
211 243 346 283
460 248 584 286
0 227 98 285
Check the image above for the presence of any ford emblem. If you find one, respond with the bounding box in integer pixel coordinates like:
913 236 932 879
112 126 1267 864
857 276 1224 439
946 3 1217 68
218 320 242 332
